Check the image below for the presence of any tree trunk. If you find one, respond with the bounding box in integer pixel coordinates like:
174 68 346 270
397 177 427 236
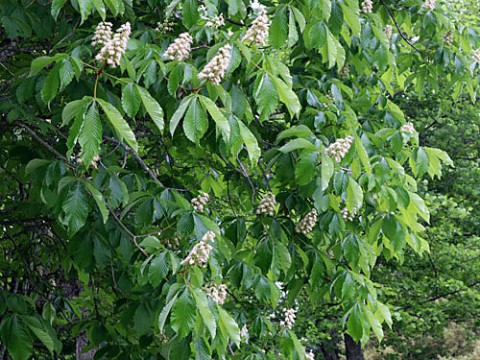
319 344 339 360
344 334 364 360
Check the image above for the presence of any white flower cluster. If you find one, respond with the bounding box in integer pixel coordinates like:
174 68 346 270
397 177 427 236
95 22 131 68
180 231 215 267
242 6 270 46
256 192 276 216
341 207 357 222
326 136 354 162
422 0 436 11
198 44 232 85
240 324 249 343
206 14 225 29
191 192 209 212
205 283 228 304
156 19 174 33
305 350 315 360
473 49 480 63
443 32 453 46
361 0 373 14
91 22 113 47
250 0 265 11
384 25 393 40
280 308 296 329
295 208 318 235
401 122 415 134
338 65 350 78
164 32 193 61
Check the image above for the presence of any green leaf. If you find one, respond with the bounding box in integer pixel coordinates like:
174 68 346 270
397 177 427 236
122 83 141 118
296 152 318 185
276 125 313 143
170 95 193 136
97 98 138 152
199 95 230 141
346 177 363 212
340 0 361 36
78 0 94 23
237 119 261 164
183 97 208 144
321 153 334 191
279 138 316 153
78 101 102 166
148 252 169 286
218 307 240 346
255 72 279 120
171 290 197 338
62 182 89 236
0 315 33 360
158 293 179 333
59 58 75 91
82 181 109 223
92 0 106 20
137 85 164 132
62 98 88 127
192 288 216 338
41 65 60 103
346 304 364 342
134 303 152 335
354 134 372 174
413 147 429 178
20 315 55 354
362 304 384 341
182 0 199 28
51 0 67 20
29 56 55 76
271 76 301 117
287 330 306 359
269 7 288 48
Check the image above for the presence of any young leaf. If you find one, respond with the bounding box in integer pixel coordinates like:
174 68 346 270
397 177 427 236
97 98 138 152
0 314 33 360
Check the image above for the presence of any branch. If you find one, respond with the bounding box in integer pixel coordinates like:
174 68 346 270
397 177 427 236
104 136 166 188
107 204 149 258
381 1 424 56
14 121 68 162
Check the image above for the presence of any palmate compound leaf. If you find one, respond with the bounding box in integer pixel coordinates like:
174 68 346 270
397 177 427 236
97 98 138 152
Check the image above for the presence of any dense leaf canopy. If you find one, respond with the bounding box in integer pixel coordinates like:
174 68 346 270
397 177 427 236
0 0 479 359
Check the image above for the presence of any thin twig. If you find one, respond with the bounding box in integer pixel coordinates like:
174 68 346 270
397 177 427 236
104 136 166 188
14 121 68 162
381 1 424 56
107 204 149 257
